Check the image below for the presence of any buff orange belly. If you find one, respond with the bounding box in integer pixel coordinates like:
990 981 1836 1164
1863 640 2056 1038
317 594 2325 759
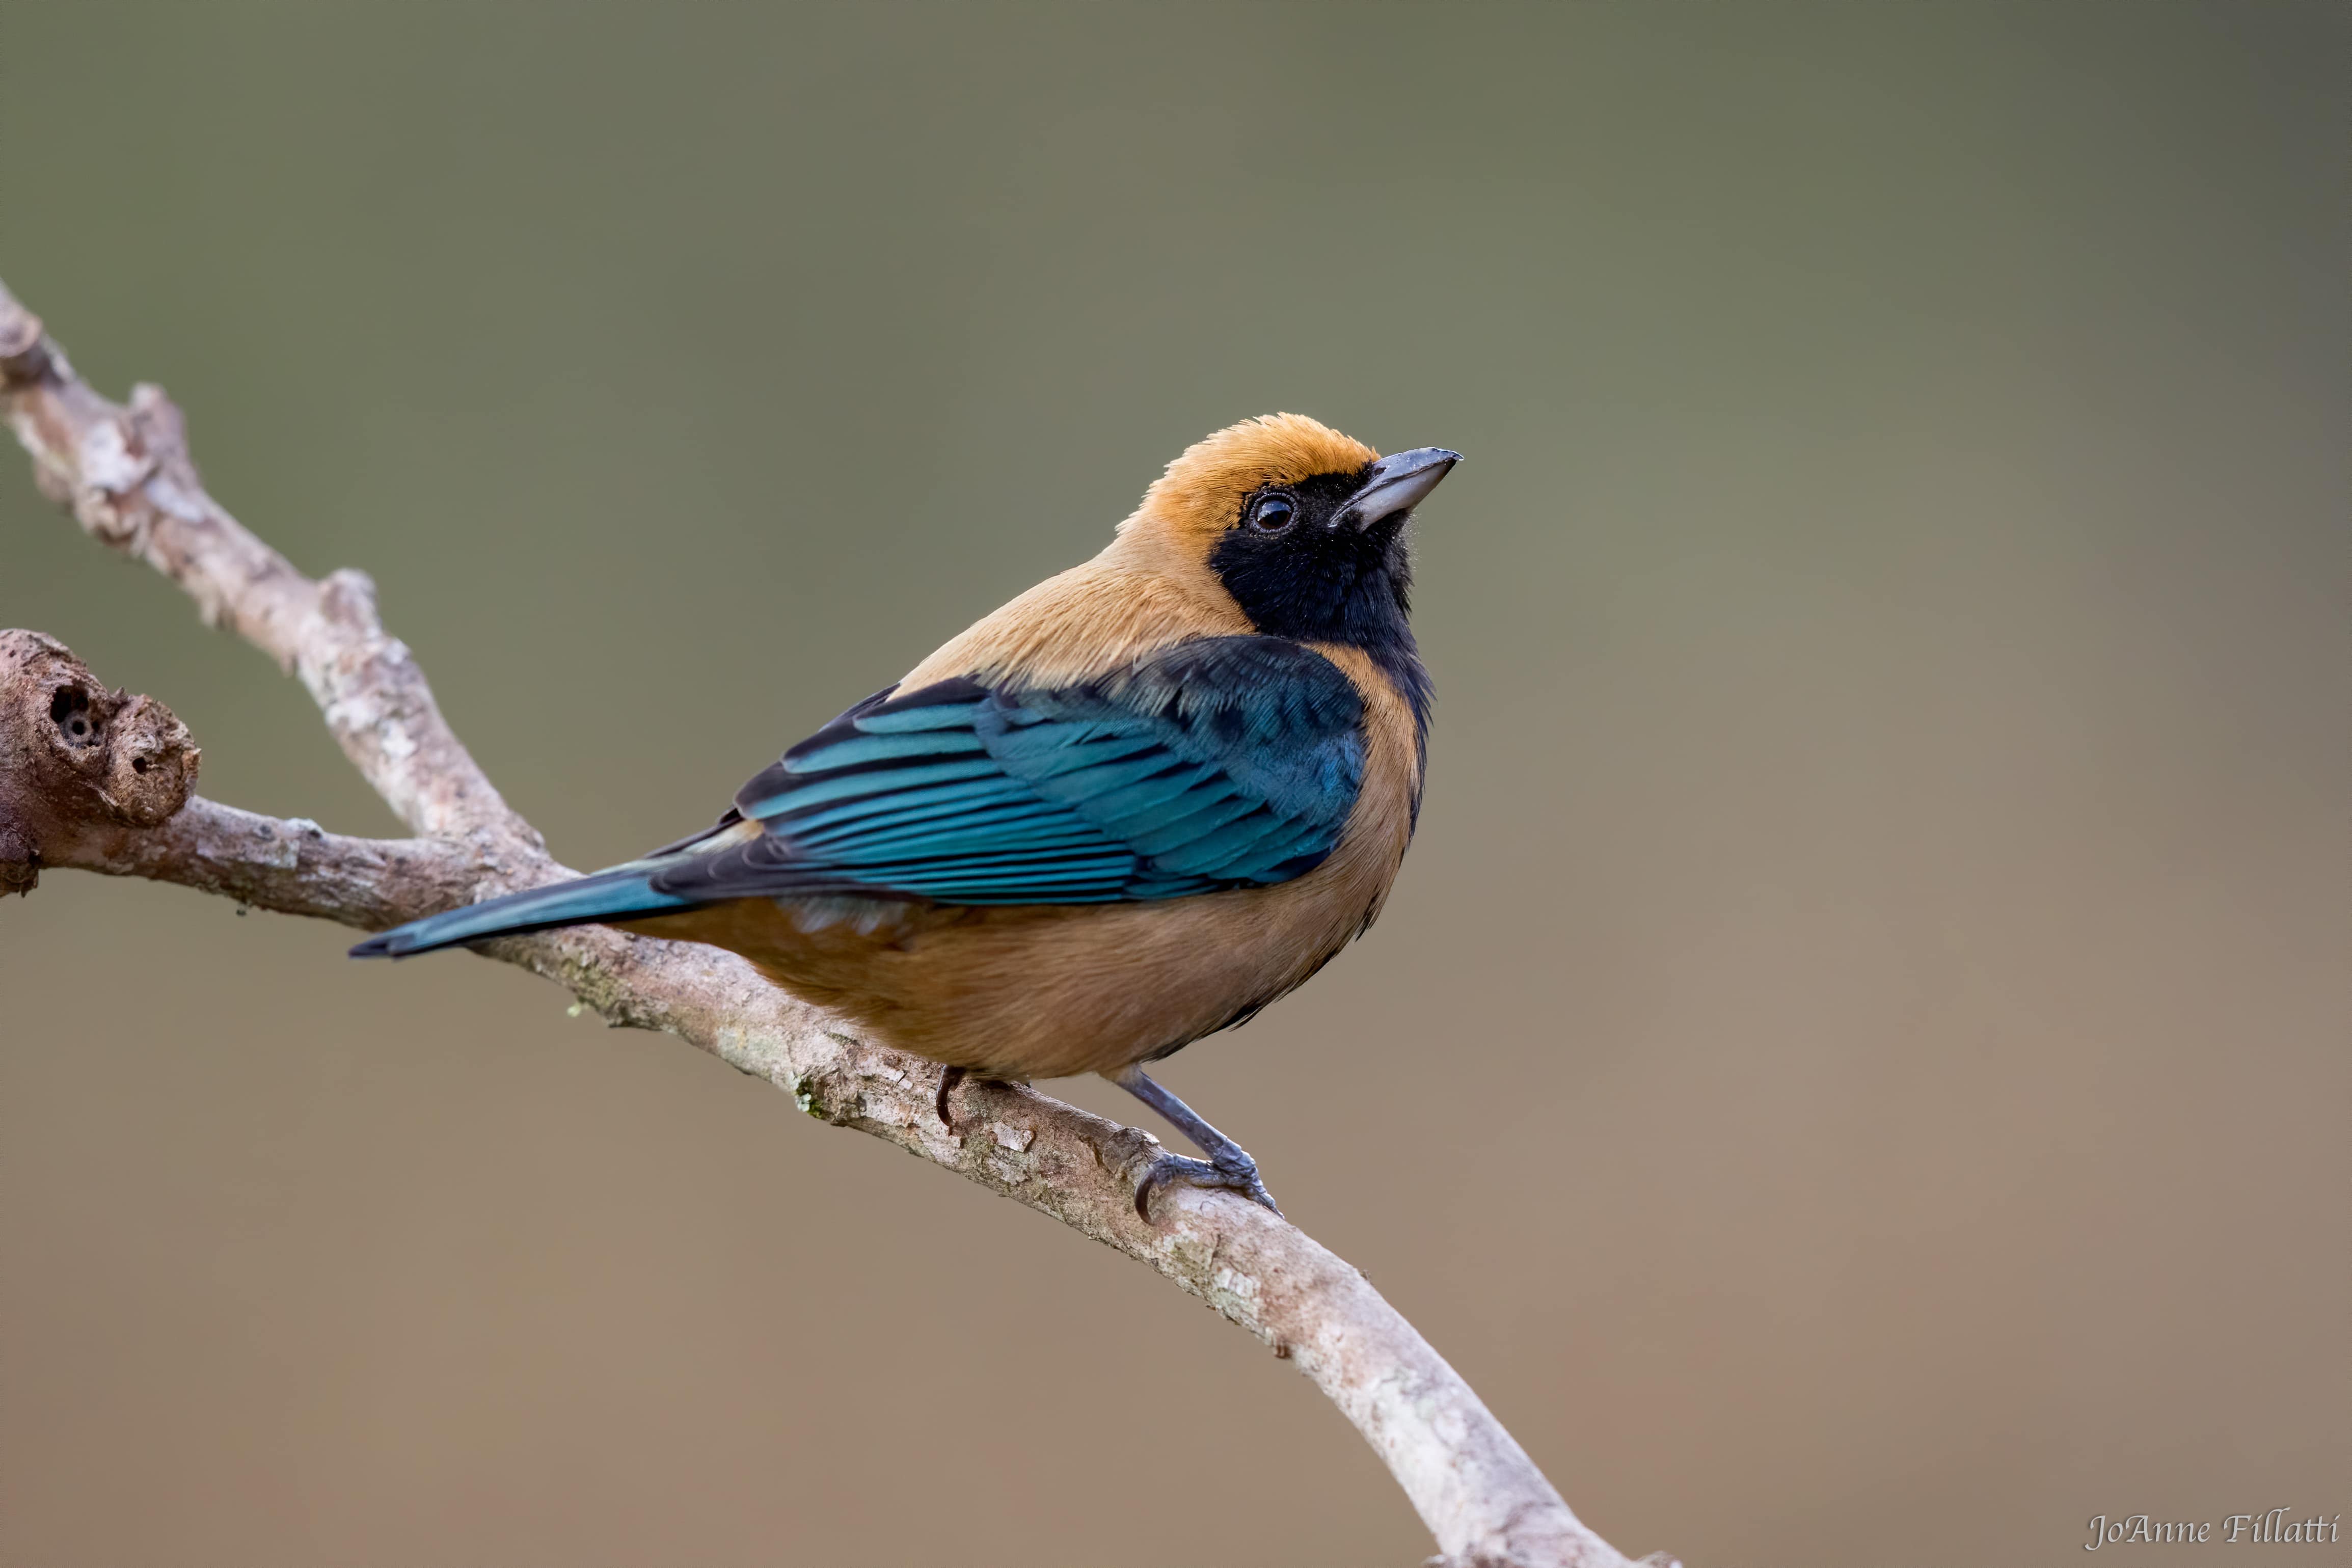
621 879 1365 1080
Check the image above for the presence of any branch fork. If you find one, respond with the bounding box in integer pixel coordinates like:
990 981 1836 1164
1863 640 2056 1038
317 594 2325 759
0 274 1664 1568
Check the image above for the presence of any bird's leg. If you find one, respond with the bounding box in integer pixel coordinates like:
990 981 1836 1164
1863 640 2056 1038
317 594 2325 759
1109 1065 1282 1220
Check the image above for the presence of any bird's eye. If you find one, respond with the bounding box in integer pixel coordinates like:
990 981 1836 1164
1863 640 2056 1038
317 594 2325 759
1247 493 1297 533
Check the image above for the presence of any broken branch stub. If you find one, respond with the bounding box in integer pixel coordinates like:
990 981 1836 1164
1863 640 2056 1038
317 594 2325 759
0 629 199 893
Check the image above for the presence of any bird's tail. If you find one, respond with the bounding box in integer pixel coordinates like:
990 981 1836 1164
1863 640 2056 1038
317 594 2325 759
348 867 695 958
348 819 753 959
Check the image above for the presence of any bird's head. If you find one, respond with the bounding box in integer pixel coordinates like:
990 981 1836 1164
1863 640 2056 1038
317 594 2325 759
1121 414 1458 655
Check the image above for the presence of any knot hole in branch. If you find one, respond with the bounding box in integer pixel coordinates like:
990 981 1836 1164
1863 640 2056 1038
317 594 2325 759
49 685 98 748
2 633 201 832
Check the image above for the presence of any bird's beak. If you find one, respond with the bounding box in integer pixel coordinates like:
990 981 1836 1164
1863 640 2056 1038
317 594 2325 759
1339 447 1461 531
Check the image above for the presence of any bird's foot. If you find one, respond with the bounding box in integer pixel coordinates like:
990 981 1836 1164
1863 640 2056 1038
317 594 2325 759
1108 1063 1285 1222
1133 1144 1282 1221
935 1064 967 1130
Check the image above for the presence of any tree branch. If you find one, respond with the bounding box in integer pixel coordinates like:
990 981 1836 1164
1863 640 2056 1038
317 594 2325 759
0 275 1664 1568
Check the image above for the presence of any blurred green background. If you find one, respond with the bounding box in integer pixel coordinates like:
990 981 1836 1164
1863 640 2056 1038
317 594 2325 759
3 4 2345 1565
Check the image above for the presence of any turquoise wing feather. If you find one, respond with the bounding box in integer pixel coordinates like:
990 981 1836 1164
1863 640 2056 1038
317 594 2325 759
655 636 1366 906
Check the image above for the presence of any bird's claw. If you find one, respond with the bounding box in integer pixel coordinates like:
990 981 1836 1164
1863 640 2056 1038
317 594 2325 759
1133 1146 1283 1221
935 1064 966 1130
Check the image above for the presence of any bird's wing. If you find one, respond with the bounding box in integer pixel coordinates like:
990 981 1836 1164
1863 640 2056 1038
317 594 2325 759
650 636 1366 906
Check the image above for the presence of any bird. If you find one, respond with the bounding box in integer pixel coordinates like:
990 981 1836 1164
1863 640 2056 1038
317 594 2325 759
352 414 1456 1218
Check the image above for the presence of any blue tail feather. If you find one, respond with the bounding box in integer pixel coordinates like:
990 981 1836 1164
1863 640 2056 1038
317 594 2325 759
349 868 692 958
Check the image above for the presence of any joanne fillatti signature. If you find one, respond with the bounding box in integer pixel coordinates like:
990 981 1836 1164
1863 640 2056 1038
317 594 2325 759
2085 1510 2341 1549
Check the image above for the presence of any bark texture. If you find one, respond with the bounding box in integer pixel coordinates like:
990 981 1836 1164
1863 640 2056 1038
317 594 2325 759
0 274 1670 1568
0 629 200 894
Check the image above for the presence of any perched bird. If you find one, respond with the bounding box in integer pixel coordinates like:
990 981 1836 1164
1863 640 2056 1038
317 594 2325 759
354 415 1456 1216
